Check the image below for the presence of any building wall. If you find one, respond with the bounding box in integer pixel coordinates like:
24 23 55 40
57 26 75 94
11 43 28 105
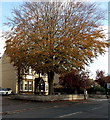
1 54 17 93
20 73 49 94
0 53 61 94
53 74 62 88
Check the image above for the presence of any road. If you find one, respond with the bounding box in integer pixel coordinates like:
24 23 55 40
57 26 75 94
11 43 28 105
1 96 110 119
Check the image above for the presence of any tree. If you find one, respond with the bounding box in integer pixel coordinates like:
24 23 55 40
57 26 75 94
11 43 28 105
95 70 107 89
59 70 92 92
4 1 108 94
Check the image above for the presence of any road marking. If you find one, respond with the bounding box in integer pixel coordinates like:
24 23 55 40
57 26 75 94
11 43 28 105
59 111 82 118
87 106 104 111
58 105 105 118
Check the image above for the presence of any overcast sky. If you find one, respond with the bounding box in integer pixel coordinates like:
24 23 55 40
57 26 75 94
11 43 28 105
0 0 109 79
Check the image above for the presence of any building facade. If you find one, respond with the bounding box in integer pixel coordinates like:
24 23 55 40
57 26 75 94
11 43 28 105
0 54 60 95
0 54 18 93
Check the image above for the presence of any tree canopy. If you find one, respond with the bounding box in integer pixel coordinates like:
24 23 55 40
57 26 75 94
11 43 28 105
95 70 107 89
4 1 108 94
5 2 108 72
59 70 92 90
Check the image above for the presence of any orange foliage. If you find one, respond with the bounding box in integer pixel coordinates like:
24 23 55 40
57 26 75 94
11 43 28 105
4 2 108 74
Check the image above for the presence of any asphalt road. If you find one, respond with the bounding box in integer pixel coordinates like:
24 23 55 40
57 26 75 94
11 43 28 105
1 96 110 119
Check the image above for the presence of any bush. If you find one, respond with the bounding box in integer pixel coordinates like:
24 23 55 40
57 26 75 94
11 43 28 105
94 86 105 92
88 85 105 94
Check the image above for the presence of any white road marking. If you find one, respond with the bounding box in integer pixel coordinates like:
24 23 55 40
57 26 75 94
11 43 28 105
58 105 105 118
87 106 105 111
59 111 82 118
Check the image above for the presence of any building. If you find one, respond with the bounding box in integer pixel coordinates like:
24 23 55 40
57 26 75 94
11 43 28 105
0 54 18 93
0 53 60 95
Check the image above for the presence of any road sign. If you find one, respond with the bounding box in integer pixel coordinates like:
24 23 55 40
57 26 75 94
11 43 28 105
107 83 110 89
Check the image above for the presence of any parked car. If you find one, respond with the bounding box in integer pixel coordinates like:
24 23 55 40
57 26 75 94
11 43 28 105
0 88 13 95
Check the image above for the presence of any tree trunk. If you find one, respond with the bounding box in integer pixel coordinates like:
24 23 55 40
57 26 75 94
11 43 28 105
47 71 54 95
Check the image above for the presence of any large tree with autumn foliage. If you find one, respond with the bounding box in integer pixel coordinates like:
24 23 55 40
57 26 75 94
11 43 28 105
4 1 108 94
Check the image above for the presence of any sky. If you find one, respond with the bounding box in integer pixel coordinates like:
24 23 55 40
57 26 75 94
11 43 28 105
0 0 109 79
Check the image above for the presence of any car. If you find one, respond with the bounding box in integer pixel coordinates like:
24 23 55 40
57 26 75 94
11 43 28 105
0 88 13 95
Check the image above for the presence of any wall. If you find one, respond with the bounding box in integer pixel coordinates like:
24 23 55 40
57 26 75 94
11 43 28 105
53 74 62 88
12 94 85 101
1 54 17 93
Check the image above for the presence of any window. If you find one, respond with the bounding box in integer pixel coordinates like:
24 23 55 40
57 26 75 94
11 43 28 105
20 82 23 91
29 82 33 91
24 83 28 91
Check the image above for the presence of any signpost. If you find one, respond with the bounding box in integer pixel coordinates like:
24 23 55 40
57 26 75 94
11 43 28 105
107 83 110 89
106 83 110 99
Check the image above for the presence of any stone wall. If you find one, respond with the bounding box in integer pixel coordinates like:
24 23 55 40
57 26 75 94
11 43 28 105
89 94 107 99
12 94 84 102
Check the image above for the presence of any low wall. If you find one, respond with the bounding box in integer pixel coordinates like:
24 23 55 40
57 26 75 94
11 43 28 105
89 94 107 99
11 94 84 102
